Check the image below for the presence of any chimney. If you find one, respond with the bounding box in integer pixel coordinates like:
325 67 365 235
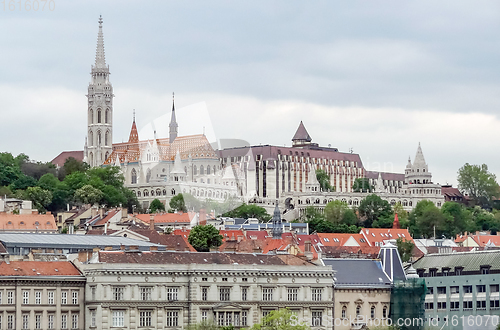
121 207 127 219
104 223 108 235
150 214 155 231
99 208 104 219
200 209 206 226
91 207 97 218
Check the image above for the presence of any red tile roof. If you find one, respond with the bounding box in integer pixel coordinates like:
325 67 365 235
360 228 413 246
0 213 56 231
321 246 381 259
473 235 500 247
246 230 269 240
220 230 245 242
317 233 370 247
50 151 84 168
0 261 82 276
93 209 120 226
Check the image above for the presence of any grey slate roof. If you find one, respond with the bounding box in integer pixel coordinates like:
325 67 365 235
0 233 160 250
292 121 312 142
412 250 500 272
323 258 392 288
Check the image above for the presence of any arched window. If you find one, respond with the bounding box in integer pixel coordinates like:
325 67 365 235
371 306 375 319
163 189 167 196
131 169 137 184
213 165 216 174
105 152 109 161
171 188 175 195
89 131 93 146
105 131 110 146
97 131 102 145
90 109 93 124
137 190 141 197
207 166 211 175
151 190 154 196
356 305 361 317
383 306 388 318
156 189 161 196
342 306 347 319
146 169 151 183
89 152 93 166
97 109 102 123
105 109 109 123
193 165 197 175
200 165 204 175
143 190 148 196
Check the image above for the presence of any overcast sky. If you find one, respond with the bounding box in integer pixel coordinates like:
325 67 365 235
1 0 500 186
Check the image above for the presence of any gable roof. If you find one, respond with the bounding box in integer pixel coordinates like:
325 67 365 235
317 233 369 247
0 261 82 276
134 213 192 224
360 228 413 246
473 235 500 247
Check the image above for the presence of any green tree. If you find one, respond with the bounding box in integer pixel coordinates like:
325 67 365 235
150 198 166 213
223 204 271 222
61 157 89 178
393 202 409 228
74 184 103 206
170 194 187 212
38 173 59 192
458 163 500 206
188 225 223 252
352 178 374 193
358 194 393 228
324 200 357 226
316 169 334 192
396 237 415 263
251 308 309 330
409 200 448 238
24 186 53 213
440 202 473 237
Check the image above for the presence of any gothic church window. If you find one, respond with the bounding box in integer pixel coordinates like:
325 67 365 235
131 169 137 184
89 131 93 146
90 109 93 124
97 132 102 145
207 166 211 175
146 169 151 183
97 109 102 123
105 131 110 146
193 165 197 175
200 165 204 175
105 109 109 123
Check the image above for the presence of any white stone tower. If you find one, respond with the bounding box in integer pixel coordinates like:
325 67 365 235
85 15 114 167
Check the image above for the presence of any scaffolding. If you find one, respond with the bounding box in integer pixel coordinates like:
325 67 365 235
389 278 426 330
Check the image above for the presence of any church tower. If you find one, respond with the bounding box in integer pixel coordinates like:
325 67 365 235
85 16 114 167
169 93 178 143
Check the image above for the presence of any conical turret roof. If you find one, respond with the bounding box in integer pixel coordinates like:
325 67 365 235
413 142 426 167
128 120 139 143
94 16 107 69
292 121 312 142
170 151 185 175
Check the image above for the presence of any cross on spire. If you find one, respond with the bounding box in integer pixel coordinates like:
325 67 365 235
94 15 106 69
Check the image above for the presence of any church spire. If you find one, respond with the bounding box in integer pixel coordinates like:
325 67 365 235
128 112 139 143
169 92 178 143
94 15 107 69
272 203 283 239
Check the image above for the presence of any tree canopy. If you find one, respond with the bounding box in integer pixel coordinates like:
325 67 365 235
149 198 166 213
252 308 310 330
316 169 334 192
188 225 223 252
169 194 187 212
458 163 500 206
358 194 393 228
352 177 374 193
222 203 271 222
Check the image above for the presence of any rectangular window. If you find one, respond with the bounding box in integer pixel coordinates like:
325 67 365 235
242 311 248 326
427 287 434 295
140 311 152 327
463 285 472 293
218 312 225 326
288 288 298 301
7 314 14 330
437 287 446 294
312 288 323 301
450 301 460 310
241 287 248 301
61 291 68 305
90 286 96 301
477 285 486 293
0 291 2 304
437 302 446 309
112 311 124 327
491 284 500 293
201 310 208 321
35 291 42 304
463 301 473 309
424 302 434 310
450 286 459 294
72 291 78 305
166 310 179 327
477 300 486 309
35 314 42 329
61 314 68 329
22 314 29 329
262 288 274 301
490 299 500 308
234 312 240 326
48 314 54 329
167 287 178 301
141 287 152 301
201 287 208 301
90 310 96 327
48 291 55 305
113 287 124 301
72 314 78 329
23 291 29 304
220 287 230 301
312 311 322 326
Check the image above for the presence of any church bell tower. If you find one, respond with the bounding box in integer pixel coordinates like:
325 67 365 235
85 15 114 167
